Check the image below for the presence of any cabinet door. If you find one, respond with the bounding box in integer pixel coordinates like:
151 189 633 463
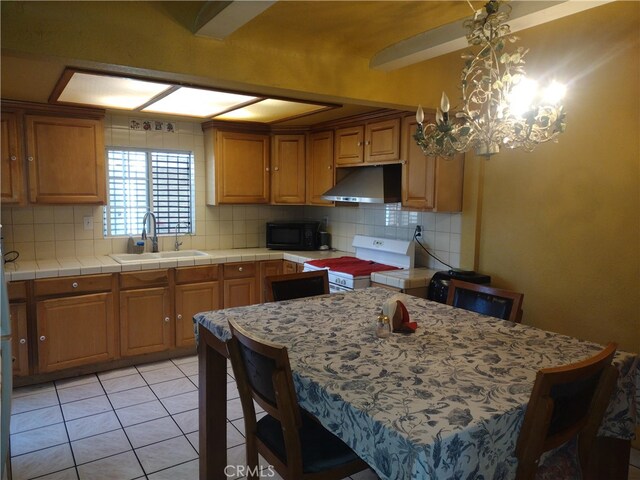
259 260 283 303
401 115 463 212
216 131 270 204
365 118 400 163
306 130 334 205
224 278 257 308
37 293 115 373
25 115 106 204
10 303 29 377
175 281 220 348
283 260 297 274
120 287 172 356
272 134 306 204
335 126 364 165
1 112 24 204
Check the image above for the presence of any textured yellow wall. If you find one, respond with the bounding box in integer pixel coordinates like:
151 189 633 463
2 1 638 352
468 2 640 352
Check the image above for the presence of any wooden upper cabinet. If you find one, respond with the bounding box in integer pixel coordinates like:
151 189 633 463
401 115 464 212
335 125 364 166
271 134 306 204
306 130 334 205
25 115 106 204
1 111 25 204
209 129 270 204
365 118 400 164
335 118 400 166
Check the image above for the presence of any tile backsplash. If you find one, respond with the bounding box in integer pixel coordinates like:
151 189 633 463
0 115 460 269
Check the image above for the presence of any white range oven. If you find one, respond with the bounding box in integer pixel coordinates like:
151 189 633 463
303 235 414 293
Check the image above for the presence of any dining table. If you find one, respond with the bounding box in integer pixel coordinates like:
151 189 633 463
194 287 639 480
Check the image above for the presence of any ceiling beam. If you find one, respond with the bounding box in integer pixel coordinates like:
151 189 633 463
370 0 614 71
195 1 277 40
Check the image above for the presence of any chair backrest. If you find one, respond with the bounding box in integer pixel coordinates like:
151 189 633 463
227 319 304 463
446 279 524 323
265 270 330 302
515 342 619 480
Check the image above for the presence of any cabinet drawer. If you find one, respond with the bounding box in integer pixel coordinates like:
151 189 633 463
8 281 27 301
223 262 256 279
34 274 112 297
120 269 169 290
175 265 219 284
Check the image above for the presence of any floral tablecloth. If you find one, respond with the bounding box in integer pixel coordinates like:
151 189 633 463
195 287 638 480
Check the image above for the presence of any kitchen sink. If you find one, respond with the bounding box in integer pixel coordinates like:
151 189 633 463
109 250 209 264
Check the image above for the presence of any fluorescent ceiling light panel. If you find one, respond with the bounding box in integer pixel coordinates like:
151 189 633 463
142 87 258 117
215 99 327 122
57 72 172 109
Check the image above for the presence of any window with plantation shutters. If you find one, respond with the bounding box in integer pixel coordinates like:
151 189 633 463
104 148 194 237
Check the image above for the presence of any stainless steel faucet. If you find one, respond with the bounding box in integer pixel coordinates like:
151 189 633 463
174 222 190 251
141 211 159 253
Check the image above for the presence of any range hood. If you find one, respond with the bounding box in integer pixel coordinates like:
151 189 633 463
322 164 402 203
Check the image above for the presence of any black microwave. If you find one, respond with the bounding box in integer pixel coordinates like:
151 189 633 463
266 221 320 250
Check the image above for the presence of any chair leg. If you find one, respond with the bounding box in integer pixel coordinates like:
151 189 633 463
245 436 259 480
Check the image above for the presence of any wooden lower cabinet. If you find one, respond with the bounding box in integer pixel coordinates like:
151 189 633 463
120 287 172 357
175 282 220 347
259 260 283 303
223 262 258 308
10 303 29 376
36 292 115 373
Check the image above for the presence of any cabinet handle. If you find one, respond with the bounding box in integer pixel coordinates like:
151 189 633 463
39 335 46 342
177 314 183 320
365 140 371 145
238 266 243 272
274 166 279 171
265 167 270 172
19 338 26 345
28 156 34 162
164 317 170 323
72 282 79 288
357 141 362 146
328 165 332 170
10 155 16 161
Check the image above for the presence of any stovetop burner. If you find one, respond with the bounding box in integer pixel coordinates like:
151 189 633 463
305 256 400 277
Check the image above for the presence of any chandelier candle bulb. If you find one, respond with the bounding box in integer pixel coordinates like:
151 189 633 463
440 92 450 113
416 105 424 124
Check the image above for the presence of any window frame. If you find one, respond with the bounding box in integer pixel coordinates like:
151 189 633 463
103 146 195 238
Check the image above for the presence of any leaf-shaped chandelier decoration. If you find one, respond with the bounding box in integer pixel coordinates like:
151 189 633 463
414 0 567 158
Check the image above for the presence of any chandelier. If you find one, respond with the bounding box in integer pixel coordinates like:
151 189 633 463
414 0 567 158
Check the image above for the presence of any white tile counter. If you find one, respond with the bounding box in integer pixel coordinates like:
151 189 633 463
371 267 440 290
3 248 352 281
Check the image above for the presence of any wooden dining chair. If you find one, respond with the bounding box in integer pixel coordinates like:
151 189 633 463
227 319 369 480
515 342 619 480
265 270 329 302
446 279 524 323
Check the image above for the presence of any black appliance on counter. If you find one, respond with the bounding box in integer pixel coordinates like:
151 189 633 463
427 270 491 303
266 221 320 250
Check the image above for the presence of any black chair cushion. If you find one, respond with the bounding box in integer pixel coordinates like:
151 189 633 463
256 412 361 473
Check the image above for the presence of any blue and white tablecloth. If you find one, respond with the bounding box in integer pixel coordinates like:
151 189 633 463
195 287 638 480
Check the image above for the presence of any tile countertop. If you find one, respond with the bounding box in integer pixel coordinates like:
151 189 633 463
3 248 439 289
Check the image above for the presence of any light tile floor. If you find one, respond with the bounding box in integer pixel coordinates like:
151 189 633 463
9 355 380 480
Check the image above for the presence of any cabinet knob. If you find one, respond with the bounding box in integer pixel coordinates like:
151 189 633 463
177 314 183 320
72 282 79 288
10 155 16 161
164 317 170 323
328 165 332 170
357 141 362 146
39 335 46 342
28 156 34 162
19 338 26 345
238 266 243 272
274 166 279 171
365 140 371 145
265 167 270 172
